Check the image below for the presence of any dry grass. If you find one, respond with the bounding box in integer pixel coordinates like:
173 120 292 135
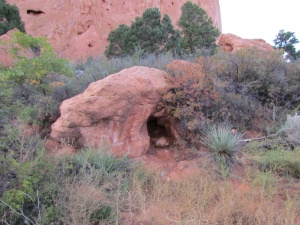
122 163 300 225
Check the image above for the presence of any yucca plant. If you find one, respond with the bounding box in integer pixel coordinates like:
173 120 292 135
202 124 243 168
68 147 133 177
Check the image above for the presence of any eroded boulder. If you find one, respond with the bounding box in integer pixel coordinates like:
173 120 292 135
218 33 274 53
50 66 177 157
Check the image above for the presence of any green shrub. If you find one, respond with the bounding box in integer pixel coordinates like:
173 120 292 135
0 31 74 129
89 204 113 222
161 60 221 145
206 48 300 130
69 148 133 177
209 48 300 109
0 150 59 224
202 124 243 168
105 8 181 57
252 148 300 178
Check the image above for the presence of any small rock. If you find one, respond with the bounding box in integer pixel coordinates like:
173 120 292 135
154 137 170 148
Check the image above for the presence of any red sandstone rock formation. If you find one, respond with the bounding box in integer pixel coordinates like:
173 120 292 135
50 66 178 157
6 0 222 61
0 28 38 66
0 29 15 66
218 33 274 53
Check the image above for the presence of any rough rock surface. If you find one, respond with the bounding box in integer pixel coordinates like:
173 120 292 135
6 0 222 61
0 36 14 67
0 29 15 66
0 28 40 66
218 33 274 53
50 66 177 157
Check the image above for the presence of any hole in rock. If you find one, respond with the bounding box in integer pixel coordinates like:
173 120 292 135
88 43 93 47
147 117 168 139
27 9 45 16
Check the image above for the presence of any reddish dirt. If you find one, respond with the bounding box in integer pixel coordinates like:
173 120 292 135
138 143 212 181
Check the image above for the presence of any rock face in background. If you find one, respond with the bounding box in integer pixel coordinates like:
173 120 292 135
6 0 222 61
0 28 35 66
218 33 274 53
0 29 15 66
50 66 178 157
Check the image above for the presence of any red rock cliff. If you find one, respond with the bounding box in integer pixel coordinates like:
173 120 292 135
7 0 222 61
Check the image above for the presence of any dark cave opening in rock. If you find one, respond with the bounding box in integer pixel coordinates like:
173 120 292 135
147 117 168 139
27 10 45 16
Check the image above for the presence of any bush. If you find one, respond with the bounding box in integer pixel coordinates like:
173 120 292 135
202 124 243 168
68 148 134 177
0 31 74 130
208 48 300 109
161 59 221 145
55 172 116 225
0 126 59 225
206 48 300 129
56 148 137 225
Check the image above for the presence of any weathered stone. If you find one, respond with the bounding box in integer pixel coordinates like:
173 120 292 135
218 33 274 53
6 0 222 61
50 66 177 157
151 137 170 148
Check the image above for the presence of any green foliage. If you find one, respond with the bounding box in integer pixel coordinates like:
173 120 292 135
0 126 59 224
3 31 73 93
255 148 300 178
0 0 25 35
202 124 243 168
273 29 300 60
105 8 181 57
207 48 300 128
56 148 137 224
178 1 220 54
0 31 73 127
68 147 133 176
89 204 113 222
246 139 300 178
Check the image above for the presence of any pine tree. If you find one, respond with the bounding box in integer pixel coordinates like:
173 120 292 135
0 0 25 35
105 8 181 57
273 30 300 60
178 1 220 54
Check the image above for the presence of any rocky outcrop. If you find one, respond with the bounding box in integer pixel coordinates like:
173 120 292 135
0 29 15 66
6 0 222 61
50 66 178 157
0 29 38 66
218 33 274 53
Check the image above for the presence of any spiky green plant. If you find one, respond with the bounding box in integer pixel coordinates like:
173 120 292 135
202 124 243 168
70 148 133 177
